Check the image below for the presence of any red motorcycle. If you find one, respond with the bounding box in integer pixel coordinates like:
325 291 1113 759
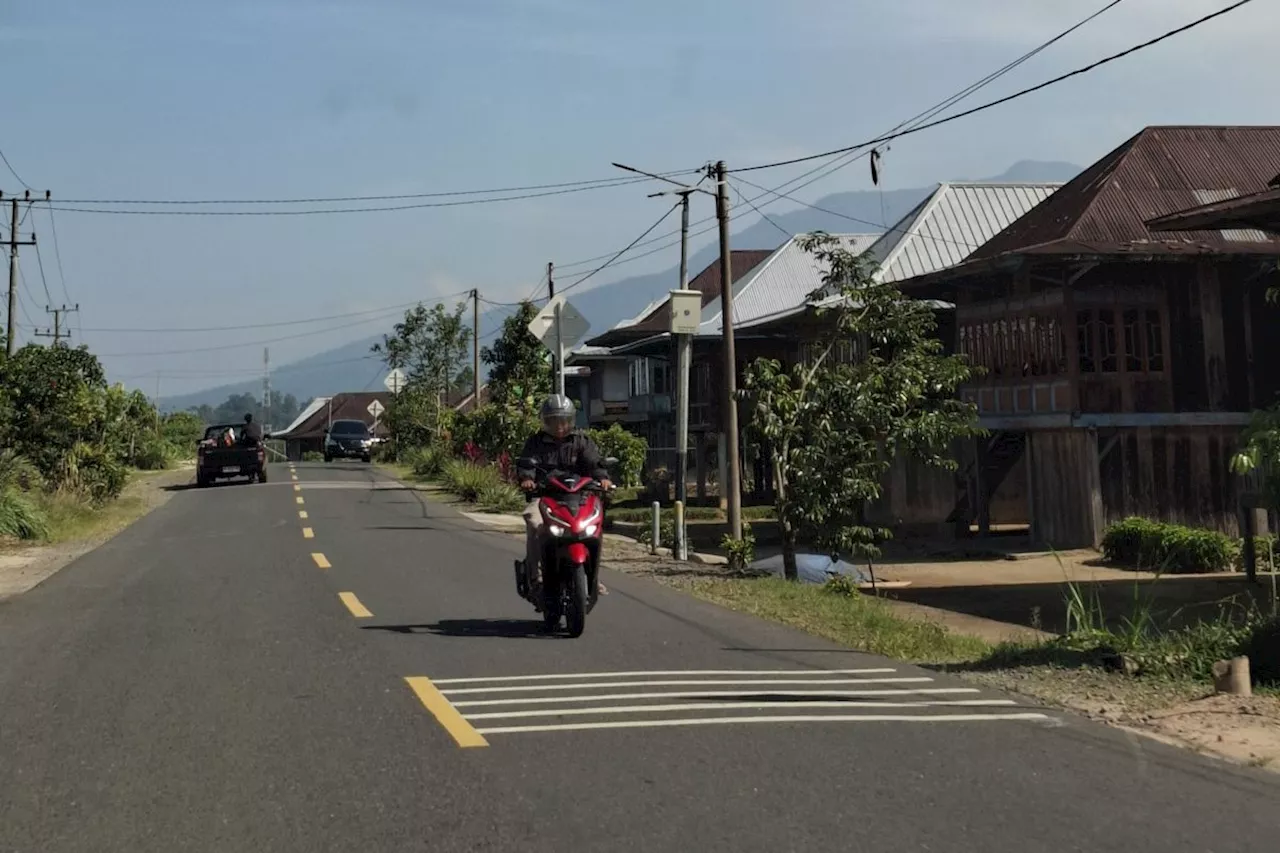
514 459 612 637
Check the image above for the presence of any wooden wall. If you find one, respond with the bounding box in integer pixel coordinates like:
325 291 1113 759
1097 425 1244 536
867 453 956 535
1026 429 1104 549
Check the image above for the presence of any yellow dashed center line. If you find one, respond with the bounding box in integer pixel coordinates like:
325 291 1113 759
296 496 305 505
405 677 489 748
302 527 314 539
298 510 308 519
311 552 331 569
293 484 301 492
338 591 373 618
291 474 298 481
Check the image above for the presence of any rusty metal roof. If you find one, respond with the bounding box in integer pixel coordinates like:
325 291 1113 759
1147 186 1280 236
968 126 1280 260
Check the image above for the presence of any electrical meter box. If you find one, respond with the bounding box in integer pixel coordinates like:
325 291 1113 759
669 289 702 335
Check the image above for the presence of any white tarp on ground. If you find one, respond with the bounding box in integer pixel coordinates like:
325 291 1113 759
749 553 873 585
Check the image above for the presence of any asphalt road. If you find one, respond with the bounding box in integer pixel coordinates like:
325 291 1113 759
2 461 1278 853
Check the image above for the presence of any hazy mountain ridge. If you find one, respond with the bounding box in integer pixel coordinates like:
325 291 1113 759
160 159 1080 411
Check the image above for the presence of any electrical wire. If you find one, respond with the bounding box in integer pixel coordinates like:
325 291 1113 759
0 145 31 189
56 171 700 206
48 175 701 217
733 0 1253 173
731 181 792 240
75 291 471 334
32 234 54 305
557 201 682 297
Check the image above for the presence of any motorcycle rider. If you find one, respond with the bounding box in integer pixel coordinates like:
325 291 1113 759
517 394 612 600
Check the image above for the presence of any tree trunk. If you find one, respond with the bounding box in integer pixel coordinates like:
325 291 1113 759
781 519 799 581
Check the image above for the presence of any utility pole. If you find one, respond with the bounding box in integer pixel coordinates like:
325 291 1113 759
3 191 42 357
262 347 271 431
35 303 79 344
546 261 558 395
714 161 743 541
472 289 480 411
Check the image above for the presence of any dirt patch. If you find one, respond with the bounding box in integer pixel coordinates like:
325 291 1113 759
0 467 192 601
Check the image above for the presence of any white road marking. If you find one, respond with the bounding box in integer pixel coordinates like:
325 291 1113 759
463 699 1020 720
475 713 1051 736
440 677 933 695
450 687 983 707
431 668 897 685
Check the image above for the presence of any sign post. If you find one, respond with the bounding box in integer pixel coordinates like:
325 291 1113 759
669 289 701 561
528 295 590 401
383 368 406 395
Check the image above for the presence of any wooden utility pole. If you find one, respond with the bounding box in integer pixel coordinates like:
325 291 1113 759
34 303 78 344
4 191 41 357
546 261 558 396
472 288 480 410
713 161 743 540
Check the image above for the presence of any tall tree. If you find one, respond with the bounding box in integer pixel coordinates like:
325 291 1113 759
742 234 980 580
373 300 472 438
481 301 551 412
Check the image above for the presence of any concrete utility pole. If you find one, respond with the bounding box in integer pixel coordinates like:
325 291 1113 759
472 288 481 411
3 191 42 357
546 261 558 395
262 347 271 430
34 303 79 344
714 161 743 541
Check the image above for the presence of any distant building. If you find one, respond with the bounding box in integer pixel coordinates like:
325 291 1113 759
271 392 391 461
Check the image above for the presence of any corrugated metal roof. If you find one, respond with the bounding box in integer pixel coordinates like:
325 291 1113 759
274 392 391 439
868 182 1062 283
699 234 880 334
276 396 330 437
970 126 1280 260
1148 185 1280 235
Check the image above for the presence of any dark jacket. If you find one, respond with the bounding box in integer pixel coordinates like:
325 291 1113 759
517 430 608 483
241 421 264 444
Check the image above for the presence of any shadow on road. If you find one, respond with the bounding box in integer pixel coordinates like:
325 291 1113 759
362 619 553 639
364 525 443 531
162 480 250 492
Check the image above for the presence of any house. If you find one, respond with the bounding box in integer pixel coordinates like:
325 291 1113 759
271 391 392 461
564 345 630 429
449 384 490 414
900 125 1280 548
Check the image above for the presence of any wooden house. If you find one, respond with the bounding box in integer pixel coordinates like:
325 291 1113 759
901 126 1280 548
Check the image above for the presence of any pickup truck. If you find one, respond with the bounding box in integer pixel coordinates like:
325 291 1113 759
196 424 268 487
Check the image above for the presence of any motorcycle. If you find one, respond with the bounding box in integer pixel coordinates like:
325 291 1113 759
514 457 614 637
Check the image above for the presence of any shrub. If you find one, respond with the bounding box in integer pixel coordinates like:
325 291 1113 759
403 445 446 479
1240 618 1280 686
0 450 43 492
441 460 502 502
302 451 324 462
54 442 128 503
1237 533 1277 573
477 482 525 514
587 423 647 487
637 513 677 548
0 487 50 540
133 436 174 471
721 525 757 571
1101 517 1235 573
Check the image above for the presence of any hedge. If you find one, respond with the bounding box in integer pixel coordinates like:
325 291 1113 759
1101 517 1236 573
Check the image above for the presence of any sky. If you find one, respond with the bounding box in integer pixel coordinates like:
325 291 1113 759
2 0 1277 395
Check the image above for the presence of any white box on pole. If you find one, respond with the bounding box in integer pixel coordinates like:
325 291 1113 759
668 289 702 335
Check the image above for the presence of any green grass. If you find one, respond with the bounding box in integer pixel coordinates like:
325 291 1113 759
674 575 991 664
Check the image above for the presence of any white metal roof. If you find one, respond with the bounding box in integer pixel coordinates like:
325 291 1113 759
276 396 330 437
866 182 1063 284
698 233 881 335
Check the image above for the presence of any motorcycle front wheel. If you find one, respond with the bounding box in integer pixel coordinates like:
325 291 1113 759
564 564 587 638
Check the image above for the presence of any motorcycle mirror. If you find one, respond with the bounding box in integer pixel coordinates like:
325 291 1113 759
516 456 538 470
604 456 619 467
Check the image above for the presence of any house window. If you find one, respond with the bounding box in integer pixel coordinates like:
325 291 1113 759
1077 310 1095 373
1123 309 1142 372
1075 305 1166 375
1145 309 1165 372
628 358 650 397
1098 309 1118 373
651 361 671 395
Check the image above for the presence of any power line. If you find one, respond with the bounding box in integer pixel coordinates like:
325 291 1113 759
74 291 471 334
113 354 383 383
558 201 683 296
32 232 54 304
733 0 1253 174
97 309 413 357
47 175 698 217
730 181 792 240
0 146 31 189
52 171 701 206
42 202 73 306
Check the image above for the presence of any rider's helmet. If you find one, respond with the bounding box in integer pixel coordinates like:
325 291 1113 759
244 413 253 424
539 394 576 439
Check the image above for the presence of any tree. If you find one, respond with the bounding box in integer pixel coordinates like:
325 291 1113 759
742 233 980 580
1232 283 1280 510
482 301 551 412
373 301 471 436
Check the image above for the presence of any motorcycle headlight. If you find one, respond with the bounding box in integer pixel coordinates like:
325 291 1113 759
547 524 566 538
584 523 598 537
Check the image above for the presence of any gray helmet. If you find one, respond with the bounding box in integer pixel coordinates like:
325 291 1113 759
539 394 575 433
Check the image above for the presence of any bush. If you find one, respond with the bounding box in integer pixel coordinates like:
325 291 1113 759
302 451 324 462
0 487 50 540
441 460 502 502
133 436 174 471
477 482 525 514
54 442 128 503
403 445 447 479
1237 533 1277 573
1240 618 1280 686
0 450 43 492
721 526 757 571
1101 517 1235 573
587 423 647 487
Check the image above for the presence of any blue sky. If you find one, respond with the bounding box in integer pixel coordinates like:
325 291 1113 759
2 0 1277 394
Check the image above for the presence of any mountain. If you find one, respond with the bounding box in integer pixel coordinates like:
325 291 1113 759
164 160 1081 411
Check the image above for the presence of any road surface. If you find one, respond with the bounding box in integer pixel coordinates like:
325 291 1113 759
2 462 1277 852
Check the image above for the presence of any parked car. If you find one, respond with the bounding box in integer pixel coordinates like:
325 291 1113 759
196 424 267 487
324 419 374 463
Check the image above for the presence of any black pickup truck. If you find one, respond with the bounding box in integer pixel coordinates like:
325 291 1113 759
196 424 268 487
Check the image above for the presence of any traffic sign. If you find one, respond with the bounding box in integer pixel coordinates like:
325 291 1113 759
383 368 407 394
367 399 385 419
527 295 590 352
